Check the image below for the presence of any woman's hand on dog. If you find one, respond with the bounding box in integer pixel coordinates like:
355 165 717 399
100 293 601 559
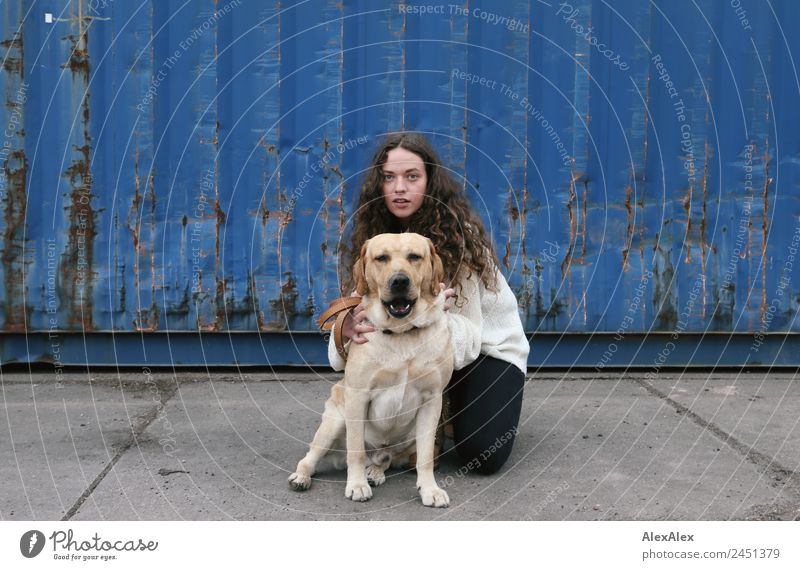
343 293 376 344
441 283 455 311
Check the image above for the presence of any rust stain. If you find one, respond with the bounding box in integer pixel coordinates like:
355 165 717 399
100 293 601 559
711 280 735 330
213 193 225 329
139 174 159 331
682 184 692 264
699 141 709 269
320 134 340 299
241 272 257 322
127 147 158 331
210 110 225 329
2 150 30 330
531 260 543 318
320 160 331 271
652 241 677 330
680 117 698 265
1 25 29 330
1 33 23 76
214 268 259 331
334 18 346 297
58 7 97 330
128 147 142 256
266 272 299 330
60 136 97 330
132 305 159 332
276 207 292 234
112 207 125 314
214 198 226 257
560 172 580 279
196 312 217 332
519 21 530 311
761 143 772 319
542 288 566 322
119 261 126 313
261 0 281 338
699 141 711 319
257 190 271 227
214 276 227 329
170 284 190 321
253 273 268 331
503 194 519 270
621 185 633 271
334 136 347 292
580 179 588 263
636 55 651 284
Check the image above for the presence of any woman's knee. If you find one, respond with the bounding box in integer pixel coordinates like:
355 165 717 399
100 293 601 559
454 427 518 475
449 357 525 474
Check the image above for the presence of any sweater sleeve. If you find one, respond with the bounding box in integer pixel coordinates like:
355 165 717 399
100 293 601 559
480 267 530 373
446 273 483 370
327 323 347 371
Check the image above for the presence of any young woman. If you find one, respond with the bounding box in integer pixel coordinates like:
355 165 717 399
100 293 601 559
328 132 529 474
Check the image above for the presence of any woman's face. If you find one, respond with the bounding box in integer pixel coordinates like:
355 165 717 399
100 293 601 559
380 147 427 220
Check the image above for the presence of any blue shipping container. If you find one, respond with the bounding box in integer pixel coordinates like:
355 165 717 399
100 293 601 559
1 0 799 367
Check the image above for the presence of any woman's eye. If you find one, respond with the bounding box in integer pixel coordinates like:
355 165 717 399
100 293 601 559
375 255 389 262
383 174 394 181
407 254 422 262
407 174 418 181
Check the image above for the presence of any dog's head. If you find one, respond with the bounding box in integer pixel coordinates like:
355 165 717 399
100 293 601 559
353 233 444 322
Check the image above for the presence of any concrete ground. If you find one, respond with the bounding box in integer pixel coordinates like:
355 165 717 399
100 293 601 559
1 368 798 521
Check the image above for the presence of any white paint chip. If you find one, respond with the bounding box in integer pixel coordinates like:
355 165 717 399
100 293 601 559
45 13 53 23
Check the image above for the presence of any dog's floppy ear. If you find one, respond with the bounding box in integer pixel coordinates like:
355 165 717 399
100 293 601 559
427 238 444 296
353 241 369 296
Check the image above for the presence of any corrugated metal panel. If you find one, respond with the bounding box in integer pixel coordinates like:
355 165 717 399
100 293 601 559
1 0 799 365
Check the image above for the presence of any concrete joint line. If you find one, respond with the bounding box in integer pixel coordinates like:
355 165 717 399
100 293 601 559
635 378 800 497
61 382 179 521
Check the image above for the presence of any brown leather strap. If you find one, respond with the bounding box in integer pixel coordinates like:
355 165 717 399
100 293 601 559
317 296 362 360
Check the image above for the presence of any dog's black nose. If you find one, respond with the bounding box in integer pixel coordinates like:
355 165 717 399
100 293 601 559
388 273 410 293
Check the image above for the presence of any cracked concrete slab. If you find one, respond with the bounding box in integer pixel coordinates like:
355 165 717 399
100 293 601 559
646 372 800 471
46 372 799 521
0 379 159 520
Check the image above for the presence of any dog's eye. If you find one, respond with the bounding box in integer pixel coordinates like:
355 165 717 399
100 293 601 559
407 253 422 262
375 255 389 263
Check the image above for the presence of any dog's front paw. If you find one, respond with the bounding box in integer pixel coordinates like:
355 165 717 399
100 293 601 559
288 471 311 491
345 480 373 502
419 485 450 508
365 464 386 487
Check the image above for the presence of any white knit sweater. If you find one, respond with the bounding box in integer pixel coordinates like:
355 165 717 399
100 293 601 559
327 268 530 374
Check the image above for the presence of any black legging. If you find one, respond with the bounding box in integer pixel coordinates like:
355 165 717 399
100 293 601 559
446 354 525 475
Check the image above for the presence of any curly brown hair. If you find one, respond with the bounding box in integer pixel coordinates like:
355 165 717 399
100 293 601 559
340 132 499 295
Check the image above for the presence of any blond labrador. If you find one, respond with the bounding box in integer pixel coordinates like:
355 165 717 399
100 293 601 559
288 232 454 507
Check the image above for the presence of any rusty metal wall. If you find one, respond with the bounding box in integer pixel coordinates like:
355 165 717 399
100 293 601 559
1 0 799 365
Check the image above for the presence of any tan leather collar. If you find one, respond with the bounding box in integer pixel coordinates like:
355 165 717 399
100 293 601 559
317 297 362 360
